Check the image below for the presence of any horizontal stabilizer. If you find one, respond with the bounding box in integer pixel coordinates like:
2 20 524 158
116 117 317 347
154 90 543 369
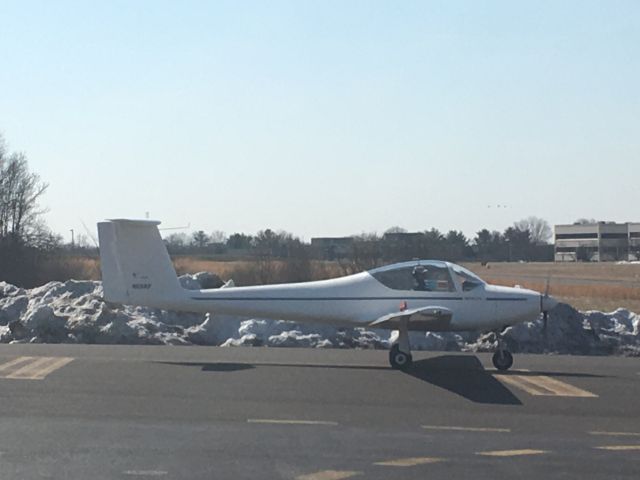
370 306 453 331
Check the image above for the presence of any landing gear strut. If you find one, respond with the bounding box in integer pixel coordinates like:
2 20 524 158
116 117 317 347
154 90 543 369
389 319 413 370
491 329 513 371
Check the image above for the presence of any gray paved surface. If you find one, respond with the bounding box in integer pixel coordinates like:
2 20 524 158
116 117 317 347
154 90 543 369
0 344 638 479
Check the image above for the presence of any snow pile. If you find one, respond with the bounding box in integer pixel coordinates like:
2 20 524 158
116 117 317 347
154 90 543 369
468 304 640 356
0 273 639 355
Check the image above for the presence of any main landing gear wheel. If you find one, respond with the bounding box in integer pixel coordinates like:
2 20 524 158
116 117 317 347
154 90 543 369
492 349 513 371
389 344 413 370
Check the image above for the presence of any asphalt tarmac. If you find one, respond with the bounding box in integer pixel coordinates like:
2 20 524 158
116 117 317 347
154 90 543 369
0 344 638 479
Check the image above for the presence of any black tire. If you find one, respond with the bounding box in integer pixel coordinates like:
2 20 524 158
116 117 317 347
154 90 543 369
492 350 514 371
389 344 413 370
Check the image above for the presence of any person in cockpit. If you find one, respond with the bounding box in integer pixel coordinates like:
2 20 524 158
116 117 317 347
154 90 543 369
412 266 429 291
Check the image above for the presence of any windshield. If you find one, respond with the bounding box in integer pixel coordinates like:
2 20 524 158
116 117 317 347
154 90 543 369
451 265 485 291
372 264 455 292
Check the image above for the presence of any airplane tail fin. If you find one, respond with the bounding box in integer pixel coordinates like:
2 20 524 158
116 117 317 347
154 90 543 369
97 219 185 308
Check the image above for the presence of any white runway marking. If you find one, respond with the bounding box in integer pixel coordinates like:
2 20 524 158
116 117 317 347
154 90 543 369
589 431 640 437
123 470 168 476
594 445 640 451
374 457 444 467
296 470 362 480
496 373 597 397
247 419 338 426
476 449 547 457
0 356 74 380
422 425 510 433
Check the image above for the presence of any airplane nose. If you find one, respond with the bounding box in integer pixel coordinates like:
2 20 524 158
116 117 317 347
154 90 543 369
541 294 559 312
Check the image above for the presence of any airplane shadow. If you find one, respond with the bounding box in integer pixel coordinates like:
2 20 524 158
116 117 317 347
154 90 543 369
154 361 390 372
404 355 523 405
156 361 256 372
155 355 608 406
156 356 515 405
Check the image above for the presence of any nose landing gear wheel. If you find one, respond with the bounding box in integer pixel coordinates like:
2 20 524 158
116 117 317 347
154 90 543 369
389 344 413 370
492 349 513 371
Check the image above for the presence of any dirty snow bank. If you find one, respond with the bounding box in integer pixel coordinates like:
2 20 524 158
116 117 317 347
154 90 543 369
0 274 638 355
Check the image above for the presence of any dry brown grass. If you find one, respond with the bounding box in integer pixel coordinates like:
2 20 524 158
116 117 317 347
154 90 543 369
38 256 102 282
172 257 256 278
486 278 640 312
505 282 640 302
468 261 640 312
173 257 344 285
51 256 345 284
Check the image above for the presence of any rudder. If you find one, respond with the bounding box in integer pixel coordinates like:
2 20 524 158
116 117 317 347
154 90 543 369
97 219 184 308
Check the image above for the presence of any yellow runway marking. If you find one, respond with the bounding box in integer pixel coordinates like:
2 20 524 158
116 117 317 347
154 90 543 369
0 356 74 380
5 357 53 378
497 374 597 397
477 449 547 457
22 357 75 379
374 457 444 467
422 425 510 433
595 445 640 451
247 419 338 426
296 470 362 480
0 356 36 372
589 431 640 437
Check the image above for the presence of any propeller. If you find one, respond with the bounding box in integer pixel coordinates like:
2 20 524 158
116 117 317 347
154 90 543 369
540 275 558 344
542 276 550 339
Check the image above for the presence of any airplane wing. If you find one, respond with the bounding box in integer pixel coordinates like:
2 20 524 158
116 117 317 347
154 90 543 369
369 306 453 331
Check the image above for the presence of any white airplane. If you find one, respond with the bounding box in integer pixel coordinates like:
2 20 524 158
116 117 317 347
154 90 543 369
98 219 559 371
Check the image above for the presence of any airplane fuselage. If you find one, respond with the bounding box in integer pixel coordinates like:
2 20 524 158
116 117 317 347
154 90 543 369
166 271 542 332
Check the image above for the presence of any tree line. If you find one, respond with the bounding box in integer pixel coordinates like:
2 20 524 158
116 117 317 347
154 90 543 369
164 217 554 267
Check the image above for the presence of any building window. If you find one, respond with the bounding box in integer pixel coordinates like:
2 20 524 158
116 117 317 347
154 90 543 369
555 233 598 239
600 233 628 239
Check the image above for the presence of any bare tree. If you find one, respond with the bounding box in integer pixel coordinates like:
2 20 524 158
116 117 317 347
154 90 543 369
252 229 280 284
0 135 57 287
163 232 188 253
74 233 92 249
344 232 383 273
0 144 49 243
209 230 227 244
514 216 552 245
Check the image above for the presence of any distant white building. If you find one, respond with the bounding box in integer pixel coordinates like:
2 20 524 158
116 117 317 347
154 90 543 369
630 223 640 260
555 222 640 262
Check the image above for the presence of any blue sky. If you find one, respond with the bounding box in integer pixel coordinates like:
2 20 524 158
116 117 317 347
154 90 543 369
1 1 638 241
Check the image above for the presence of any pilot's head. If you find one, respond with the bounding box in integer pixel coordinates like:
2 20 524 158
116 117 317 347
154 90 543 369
413 266 427 278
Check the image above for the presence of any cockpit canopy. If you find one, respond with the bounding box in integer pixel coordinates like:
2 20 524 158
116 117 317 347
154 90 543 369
369 260 485 293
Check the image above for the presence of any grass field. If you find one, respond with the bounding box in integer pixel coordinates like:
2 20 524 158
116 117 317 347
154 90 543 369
60 256 640 313
463 262 640 313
